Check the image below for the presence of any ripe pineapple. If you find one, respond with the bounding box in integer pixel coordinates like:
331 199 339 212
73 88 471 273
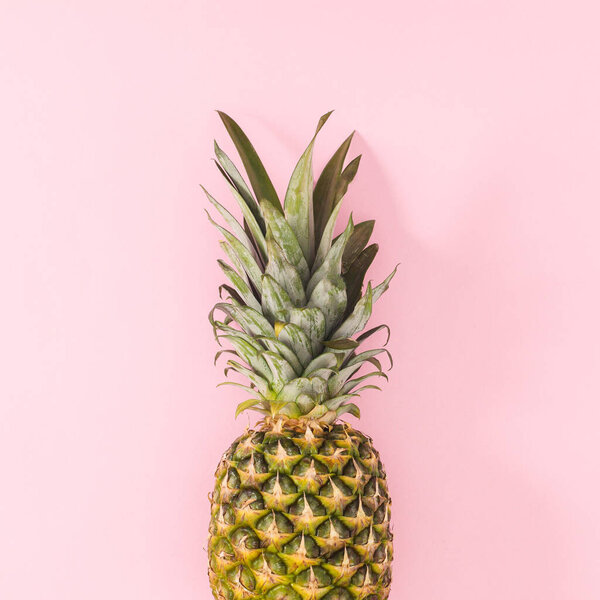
206 111 396 600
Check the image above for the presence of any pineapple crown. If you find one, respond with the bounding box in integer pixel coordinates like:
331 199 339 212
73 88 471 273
206 111 396 423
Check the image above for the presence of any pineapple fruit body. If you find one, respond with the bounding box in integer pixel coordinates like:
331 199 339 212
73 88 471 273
209 418 392 600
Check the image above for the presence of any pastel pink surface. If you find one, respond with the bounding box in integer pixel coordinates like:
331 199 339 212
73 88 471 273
1 1 599 598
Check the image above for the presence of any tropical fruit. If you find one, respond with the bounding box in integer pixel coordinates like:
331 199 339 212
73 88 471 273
206 112 396 600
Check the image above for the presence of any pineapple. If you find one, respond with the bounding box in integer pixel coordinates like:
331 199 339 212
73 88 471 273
206 111 396 600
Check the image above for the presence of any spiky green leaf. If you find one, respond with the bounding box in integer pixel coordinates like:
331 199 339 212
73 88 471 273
264 235 306 306
340 220 375 272
306 216 354 298
313 132 354 244
284 111 333 263
218 260 261 311
217 111 281 211
261 200 310 284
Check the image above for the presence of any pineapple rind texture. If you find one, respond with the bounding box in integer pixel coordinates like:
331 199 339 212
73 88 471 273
208 418 392 600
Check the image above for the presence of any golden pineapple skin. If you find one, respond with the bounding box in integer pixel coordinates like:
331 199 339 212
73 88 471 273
208 418 392 600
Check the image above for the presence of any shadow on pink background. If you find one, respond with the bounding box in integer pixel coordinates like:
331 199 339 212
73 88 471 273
1 1 599 598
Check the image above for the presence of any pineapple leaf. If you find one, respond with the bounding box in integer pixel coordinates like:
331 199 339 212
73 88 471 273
332 282 373 340
356 323 391 346
284 111 333 264
346 348 393 370
202 187 258 261
217 111 281 212
235 398 267 418
288 307 326 356
206 211 263 293
261 352 297 393
313 131 354 245
261 274 293 323
219 241 250 285
261 200 310 284
224 180 268 261
217 381 258 395
343 244 378 315
213 140 264 230
336 402 361 419
278 323 313 367
217 283 245 306
264 235 306 306
323 338 359 350
313 201 343 272
217 260 261 312
306 215 354 298
340 220 375 272
256 336 304 376
224 336 272 380
340 371 387 395
307 275 347 337
372 263 399 302
224 360 270 396
211 303 274 338
302 352 338 376
324 394 359 411
336 155 361 203
276 378 313 404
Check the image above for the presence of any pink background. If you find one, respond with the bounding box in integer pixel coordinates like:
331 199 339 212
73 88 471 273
2 1 599 598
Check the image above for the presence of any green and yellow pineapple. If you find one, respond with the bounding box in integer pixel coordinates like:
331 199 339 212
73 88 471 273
206 112 396 600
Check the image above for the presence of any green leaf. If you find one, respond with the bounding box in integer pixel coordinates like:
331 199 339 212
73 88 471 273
219 241 249 285
302 352 338 376
213 140 264 229
261 274 293 323
323 338 359 350
261 351 297 393
327 364 361 396
340 220 374 272
211 303 274 338
288 308 326 356
202 186 258 261
224 179 268 261
278 323 313 367
235 398 267 418
217 381 258 395
256 336 304 376
372 264 399 302
355 323 391 346
206 211 263 293
306 215 354 298
264 235 306 306
276 377 313 404
332 282 373 340
313 131 354 244
336 155 361 203
340 370 387 395
224 360 270 396
218 260 261 312
217 111 281 212
284 111 333 264
305 404 329 420
218 283 244 306
224 335 272 380
261 200 310 284
313 200 343 272
336 403 361 419
346 348 393 370
343 244 378 315
308 276 347 336
324 394 358 411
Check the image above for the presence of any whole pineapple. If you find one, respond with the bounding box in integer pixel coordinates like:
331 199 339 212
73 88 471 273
206 111 396 600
